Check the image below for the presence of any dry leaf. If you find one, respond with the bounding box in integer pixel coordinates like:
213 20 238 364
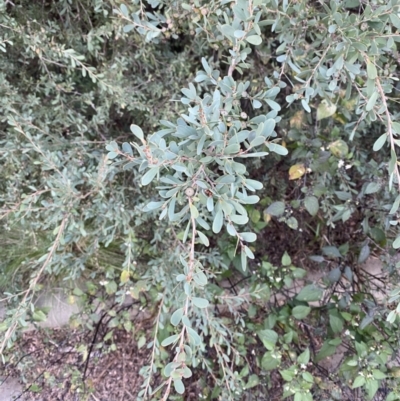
316 100 337 120
120 269 130 283
289 163 306 180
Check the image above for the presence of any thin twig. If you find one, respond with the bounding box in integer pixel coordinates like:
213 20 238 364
303 44 331 89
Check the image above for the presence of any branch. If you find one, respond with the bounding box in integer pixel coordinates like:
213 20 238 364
375 77 400 192
142 295 165 398
0 215 69 355
160 215 197 401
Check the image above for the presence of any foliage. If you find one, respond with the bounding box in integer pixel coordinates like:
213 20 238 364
3 0 400 400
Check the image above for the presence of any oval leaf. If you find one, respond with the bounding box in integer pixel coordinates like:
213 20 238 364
170 308 184 326
365 182 380 195
212 210 224 234
292 305 311 320
141 167 159 186
161 334 179 347
240 232 257 242
367 61 377 80
289 164 306 180
296 285 323 302
366 92 378 112
192 297 209 308
329 139 348 158
266 201 285 216
130 124 144 140
373 134 387 151
393 235 400 249
174 379 185 394
120 270 130 284
316 100 337 120
267 142 288 155
246 35 262 45
197 230 209 247
304 196 319 217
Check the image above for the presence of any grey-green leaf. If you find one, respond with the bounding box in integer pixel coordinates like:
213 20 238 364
141 167 159 186
170 308 184 326
193 270 208 286
144 201 164 211
366 92 378 111
186 327 202 346
123 24 135 33
106 141 118 151
161 334 179 347
174 379 185 394
192 297 209 308
241 250 247 272
267 143 288 155
390 13 400 30
212 210 224 233
367 61 377 80
120 4 129 17
230 214 249 225
373 134 386 151
130 124 144 140
122 142 133 155
107 151 118 159
240 232 257 242
246 35 262 45
197 231 209 247
393 235 400 249
244 245 254 259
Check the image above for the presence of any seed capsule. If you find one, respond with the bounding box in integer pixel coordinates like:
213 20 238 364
185 187 195 197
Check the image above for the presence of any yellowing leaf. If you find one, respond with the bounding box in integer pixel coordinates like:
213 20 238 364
289 110 305 129
332 113 347 124
263 212 271 223
342 98 357 111
289 164 306 180
316 100 337 121
67 295 76 305
120 269 130 284
329 139 348 158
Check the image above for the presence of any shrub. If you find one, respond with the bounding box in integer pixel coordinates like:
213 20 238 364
2 0 400 400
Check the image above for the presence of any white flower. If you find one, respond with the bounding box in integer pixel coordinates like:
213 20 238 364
338 159 345 168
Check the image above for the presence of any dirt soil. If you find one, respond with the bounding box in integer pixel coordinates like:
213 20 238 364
3 324 153 401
